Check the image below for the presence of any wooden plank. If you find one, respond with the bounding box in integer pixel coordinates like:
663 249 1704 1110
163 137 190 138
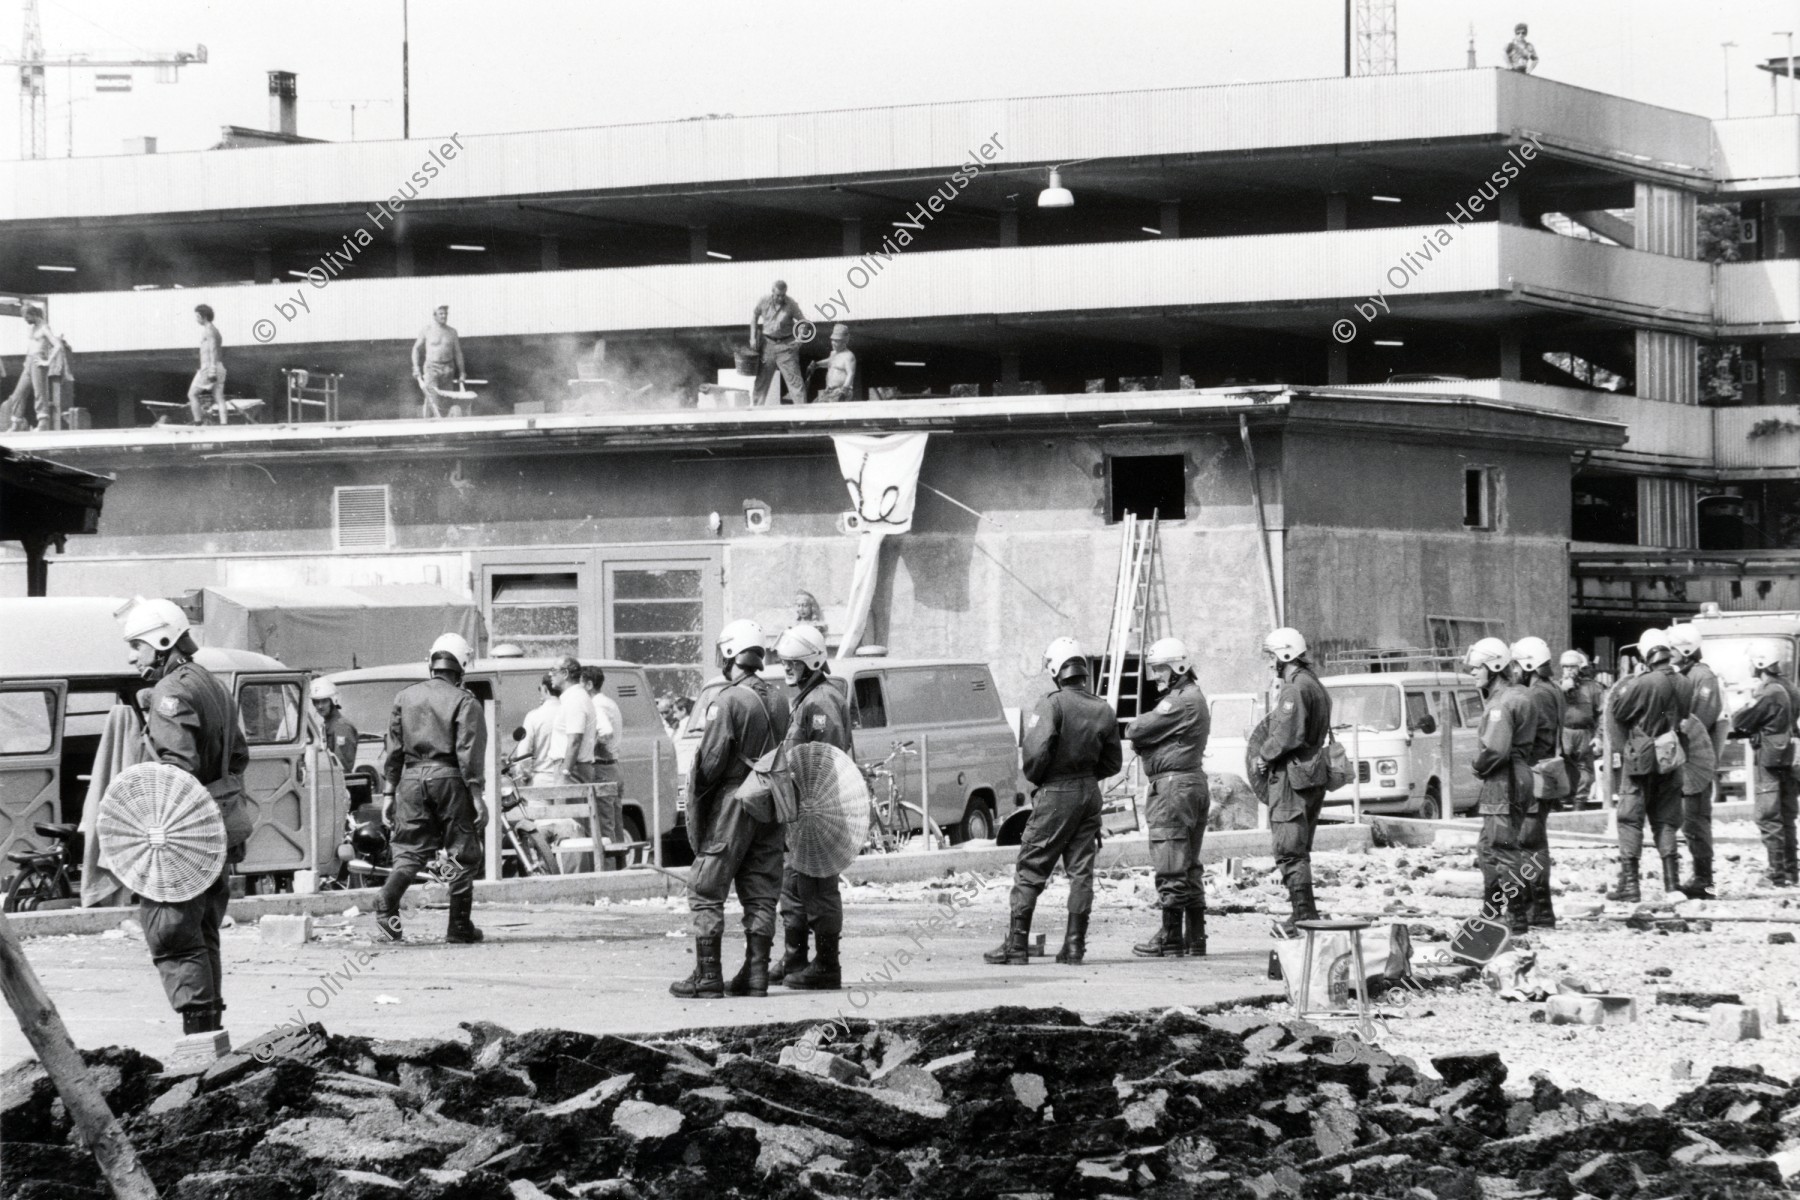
0 909 160 1200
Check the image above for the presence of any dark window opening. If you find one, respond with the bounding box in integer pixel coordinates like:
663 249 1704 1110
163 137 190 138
1107 455 1186 523
1572 474 1638 545
853 677 887 729
1463 467 1493 530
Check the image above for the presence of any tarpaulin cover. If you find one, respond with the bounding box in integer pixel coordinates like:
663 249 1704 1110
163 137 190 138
201 585 479 673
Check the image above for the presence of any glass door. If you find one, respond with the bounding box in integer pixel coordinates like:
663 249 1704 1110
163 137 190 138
603 559 720 706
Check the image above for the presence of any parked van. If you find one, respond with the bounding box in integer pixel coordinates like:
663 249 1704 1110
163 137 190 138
1687 606 1800 801
0 597 349 893
672 657 1024 844
326 656 679 854
1318 671 1486 818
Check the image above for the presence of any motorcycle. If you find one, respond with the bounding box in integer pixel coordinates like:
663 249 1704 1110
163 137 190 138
331 767 558 887
3 822 84 913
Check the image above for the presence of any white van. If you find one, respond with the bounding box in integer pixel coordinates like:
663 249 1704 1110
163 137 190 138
1319 671 1487 818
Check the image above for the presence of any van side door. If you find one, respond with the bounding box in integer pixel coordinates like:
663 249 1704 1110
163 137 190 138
0 682 65 863
233 673 315 877
1449 687 1484 813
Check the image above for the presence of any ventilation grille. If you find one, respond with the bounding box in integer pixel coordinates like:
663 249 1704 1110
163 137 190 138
616 685 639 698
333 486 391 550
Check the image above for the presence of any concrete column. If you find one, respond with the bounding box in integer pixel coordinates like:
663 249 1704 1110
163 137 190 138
999 211 1019 248
688 227 708 263
1497 188 1523 226
252 247 273 282
1000 349 1022 385
1326 192 1349 232
1499 329 1524 381
841 217 862 256
1637 476 1698 549
1159 201 1181 239
1328 342 1349 385
1636 331 1698 404
540 235 560 271
1159 343 1182 389
1634 183 1698 258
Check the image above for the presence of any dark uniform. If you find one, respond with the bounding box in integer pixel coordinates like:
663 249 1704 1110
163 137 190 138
1607 663 1691 876
1124 676 1211 917
1254 664 1332 922
688 674 791 938
1560 671 1604 805
1472 678 1535 928
1731 673 1799 885
777 674 856 944
141 656 250 1019
322 709 359 775
1519 675 1564 926
1011 681 1123 923
1677 657 1725 891
381 676 487 895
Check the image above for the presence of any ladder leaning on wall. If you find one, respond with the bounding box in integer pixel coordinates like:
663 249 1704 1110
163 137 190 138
1099 510 1160 714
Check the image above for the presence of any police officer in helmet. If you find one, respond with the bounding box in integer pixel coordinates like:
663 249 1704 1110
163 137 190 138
674 619 790 999
311 678 359 775
986 638 1122 967
1558 649 1603 808
1125 636 1212 958
118 597 251 1037
770 623 855 990
375 633 487 944
1729 641 1800 888
1509 636 1562 929
1605 629 1692 903
1465 638 1533 929
1667 624 1725 899
1249 627 1333 934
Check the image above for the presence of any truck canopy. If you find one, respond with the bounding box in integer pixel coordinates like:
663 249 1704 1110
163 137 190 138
201 584 480 674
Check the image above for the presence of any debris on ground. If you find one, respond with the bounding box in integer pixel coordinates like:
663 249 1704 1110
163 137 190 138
4 1005 1799 1199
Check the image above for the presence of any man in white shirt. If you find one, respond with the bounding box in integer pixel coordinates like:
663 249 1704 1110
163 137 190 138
582 665 627 842
510 674 562 786
549 657 597 784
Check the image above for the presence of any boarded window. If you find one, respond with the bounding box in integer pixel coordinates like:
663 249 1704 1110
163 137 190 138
333 485 391 550
491 573 579 659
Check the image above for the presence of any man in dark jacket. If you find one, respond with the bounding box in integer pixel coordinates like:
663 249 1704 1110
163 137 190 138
1252 627 1332 933
770 623 856 991
1730 644 1799 887
1559 649 1604 807
1126 636 1211 958
377 633 487 944
1668 624 1726 898
675 619 791 999
986 637 1122 967
1511 636 1564 929
1465 638 1534 929
120 597 250 1037
1605 629 1692 902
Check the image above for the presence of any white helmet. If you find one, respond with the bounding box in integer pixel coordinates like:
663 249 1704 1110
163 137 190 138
776 623 828 672
1748 642 1784 673
429 632 473 672
309 678 339 702
118 597 189 652
1262 628 1307 663
1666 625 1703 658
1465 637 1513 674
1559 649 1589 670
1636 628 1672 661
1510 636 1552 674
718 619 766 660
1146 637 1191 676
1044 636 1087 679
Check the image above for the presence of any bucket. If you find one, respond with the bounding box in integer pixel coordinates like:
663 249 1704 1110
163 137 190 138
733 346 759 375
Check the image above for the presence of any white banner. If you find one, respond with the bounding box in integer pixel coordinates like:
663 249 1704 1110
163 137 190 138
833 432 930 535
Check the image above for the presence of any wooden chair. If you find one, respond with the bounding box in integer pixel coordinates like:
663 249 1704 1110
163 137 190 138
516 782 635 873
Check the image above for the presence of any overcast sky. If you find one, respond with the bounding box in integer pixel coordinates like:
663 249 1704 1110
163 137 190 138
5 0 1798 160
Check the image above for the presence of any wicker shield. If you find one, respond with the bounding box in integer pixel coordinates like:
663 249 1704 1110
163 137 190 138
98 762 227 903
784 743 871 877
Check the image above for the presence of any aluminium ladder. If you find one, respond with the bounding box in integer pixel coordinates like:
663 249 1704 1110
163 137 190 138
1099 510 1160 715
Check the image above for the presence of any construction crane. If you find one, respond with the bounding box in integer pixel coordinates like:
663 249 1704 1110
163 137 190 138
5 0 206 159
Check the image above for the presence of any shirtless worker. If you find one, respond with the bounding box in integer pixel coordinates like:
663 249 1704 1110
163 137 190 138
808 324 858 403
412 305 466 418
187 305 226 425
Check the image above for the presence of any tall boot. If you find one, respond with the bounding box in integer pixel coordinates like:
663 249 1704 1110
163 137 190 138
770 922 809 986
1659 854 1682 897
1679 854 1715 900
1055 913 1089 965
445 891 483 944
1290 877 1320 924
983 912 1032 965
1132 909 1186 958
788 933 841 989
180 1006 220 1035
1604 857 1640 903
725 932 773 997
1185 905 1208 957
374 874 409 943
1530 873 1557 929
669 934 725 999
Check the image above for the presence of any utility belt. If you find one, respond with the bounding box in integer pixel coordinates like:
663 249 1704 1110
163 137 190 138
763 333 795 344
401 759 462 777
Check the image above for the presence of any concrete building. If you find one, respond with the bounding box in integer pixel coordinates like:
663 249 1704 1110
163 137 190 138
1 68 1794 702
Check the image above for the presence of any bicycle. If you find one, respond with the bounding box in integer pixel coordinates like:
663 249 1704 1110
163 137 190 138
3 822 83 913
861 741 945 853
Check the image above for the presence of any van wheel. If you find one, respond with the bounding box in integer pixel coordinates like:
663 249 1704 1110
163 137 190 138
954 799 995 844
1418 781 1442 821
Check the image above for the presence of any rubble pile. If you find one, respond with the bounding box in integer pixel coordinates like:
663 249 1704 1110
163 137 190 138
5 1005 1799 1200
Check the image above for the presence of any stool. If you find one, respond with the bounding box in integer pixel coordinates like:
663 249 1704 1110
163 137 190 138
1291 917 1375 1040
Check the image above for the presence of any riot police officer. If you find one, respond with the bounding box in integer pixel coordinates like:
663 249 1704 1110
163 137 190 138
1668 624 1725 898
1558 650 1604 807
1125 637 1211 958
1250 628 1332 933
770 623 855 990
375 633 487 944
311 678 360 775
1605 629 1692 902
1510 636 1562 929
674 619 790 999
986 638 1121 966
1730 643 1799 887
1466 638 1534 930
119 597 250 1036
